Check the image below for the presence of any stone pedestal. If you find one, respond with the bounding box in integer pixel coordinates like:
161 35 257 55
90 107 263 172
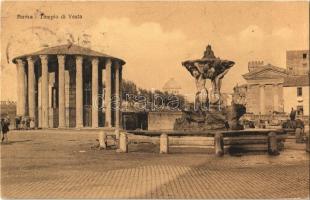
268 132 279 155
117 132 128 153
214 132 224 156
295 128 304 143
98 131 107 149
160 133 169 154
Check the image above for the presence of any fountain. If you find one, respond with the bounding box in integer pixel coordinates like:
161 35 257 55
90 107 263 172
124 45 284 156
174 45 246 131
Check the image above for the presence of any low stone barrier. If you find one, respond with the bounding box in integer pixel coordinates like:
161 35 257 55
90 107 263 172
122 129 287 156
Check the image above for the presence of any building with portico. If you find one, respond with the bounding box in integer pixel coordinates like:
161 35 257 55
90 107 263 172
12 44 125 129
242 61 287 115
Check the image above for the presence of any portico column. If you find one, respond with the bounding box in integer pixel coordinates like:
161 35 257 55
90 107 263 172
58 55 66 128
91 57 99 128
104 59 112 127
16 59 26 116
40 55 49 128
76 56 83 128
115 61 121 129
273 84 279 112
27 57 36 122
259 84 265 115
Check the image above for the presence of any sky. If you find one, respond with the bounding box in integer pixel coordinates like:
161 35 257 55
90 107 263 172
1 1 309 101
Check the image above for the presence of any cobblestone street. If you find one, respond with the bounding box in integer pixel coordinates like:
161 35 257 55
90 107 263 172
1 130 309 199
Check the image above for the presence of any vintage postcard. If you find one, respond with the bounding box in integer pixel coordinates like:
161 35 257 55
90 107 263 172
1 1 309 199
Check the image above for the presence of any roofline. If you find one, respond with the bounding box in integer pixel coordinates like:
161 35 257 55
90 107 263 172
243 65 287 79
12 44 126 65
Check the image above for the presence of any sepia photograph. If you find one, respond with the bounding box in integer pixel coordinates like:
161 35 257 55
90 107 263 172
0 1 309 199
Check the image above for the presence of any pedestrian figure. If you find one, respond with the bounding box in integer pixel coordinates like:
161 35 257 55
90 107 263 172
1 118 10 143
290 107 296 121
15 116 20 129
25 117 30 129
30 118 35 129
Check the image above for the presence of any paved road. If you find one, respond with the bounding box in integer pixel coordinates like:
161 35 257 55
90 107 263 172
1 131 309 199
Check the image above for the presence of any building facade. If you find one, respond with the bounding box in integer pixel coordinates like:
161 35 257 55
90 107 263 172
242 61 287 115
13 44 125 129
243 49 309 116
286 50 309 76
283 75 309 116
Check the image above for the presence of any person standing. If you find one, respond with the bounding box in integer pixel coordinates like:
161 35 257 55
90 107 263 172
290 107 296 121
1 118 10 143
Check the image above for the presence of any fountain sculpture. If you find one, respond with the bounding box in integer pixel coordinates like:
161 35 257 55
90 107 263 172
174 45 246 131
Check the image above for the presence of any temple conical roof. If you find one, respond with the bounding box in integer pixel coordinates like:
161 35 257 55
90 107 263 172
12 44 125 65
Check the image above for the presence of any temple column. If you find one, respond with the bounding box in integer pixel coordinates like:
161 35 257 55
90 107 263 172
16 59 26 117
273 84 279 112
76 56 83 128
40 55 49 128
27 57 36 123
91 57 99 128
259 84 265 115
101 67 105 112
119 66 123 128
115 61 121 129
104 59 112 127
58 55 66 128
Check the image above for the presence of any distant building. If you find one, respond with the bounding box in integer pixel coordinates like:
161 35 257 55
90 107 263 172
242 61 287 115
286 50 309 76
162 78 181 95
283 75 309 116
242 52 310 117
285 50 309 116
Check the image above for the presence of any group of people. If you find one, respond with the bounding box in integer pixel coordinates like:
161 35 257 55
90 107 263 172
0 117 10 144
15 116 36 130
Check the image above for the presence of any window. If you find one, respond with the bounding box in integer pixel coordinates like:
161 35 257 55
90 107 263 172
303 53 307 59
297 106 304 115
297 87 302 96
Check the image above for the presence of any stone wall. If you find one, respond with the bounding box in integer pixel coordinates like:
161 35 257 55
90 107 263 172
148 111 182 131
286 50 309 76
